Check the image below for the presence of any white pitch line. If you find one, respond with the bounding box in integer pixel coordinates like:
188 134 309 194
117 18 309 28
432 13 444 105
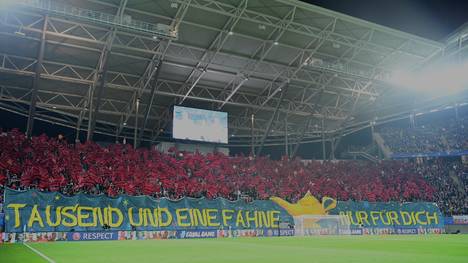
23 242 56 263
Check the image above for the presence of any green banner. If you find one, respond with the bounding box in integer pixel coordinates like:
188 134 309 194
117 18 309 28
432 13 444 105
4 188 293 233
3 189 444 233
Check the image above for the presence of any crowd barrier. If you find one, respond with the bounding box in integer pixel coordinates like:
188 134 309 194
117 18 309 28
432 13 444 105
0 228 296 243
392 149 468 159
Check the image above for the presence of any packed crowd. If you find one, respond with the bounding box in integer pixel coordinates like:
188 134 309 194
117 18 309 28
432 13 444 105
380 117 468 154
416 159 468 215
0 129 466 215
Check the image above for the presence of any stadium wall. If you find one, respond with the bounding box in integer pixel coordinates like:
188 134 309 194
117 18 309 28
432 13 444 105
445 215 468 234
155 142 229 155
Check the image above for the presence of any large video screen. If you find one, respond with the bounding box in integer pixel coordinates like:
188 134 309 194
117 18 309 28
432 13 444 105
172 106 228 144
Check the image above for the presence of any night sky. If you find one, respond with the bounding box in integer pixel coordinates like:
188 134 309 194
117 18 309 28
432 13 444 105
301 0 468 41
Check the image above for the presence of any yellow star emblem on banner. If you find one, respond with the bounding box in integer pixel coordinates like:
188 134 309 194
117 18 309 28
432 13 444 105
123 199 129 206
55 195 61 200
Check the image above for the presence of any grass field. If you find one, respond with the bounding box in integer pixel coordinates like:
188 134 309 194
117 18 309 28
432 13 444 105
1 235 468 263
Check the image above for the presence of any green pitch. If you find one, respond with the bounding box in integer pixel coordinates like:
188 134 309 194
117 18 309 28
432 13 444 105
1 235 468 263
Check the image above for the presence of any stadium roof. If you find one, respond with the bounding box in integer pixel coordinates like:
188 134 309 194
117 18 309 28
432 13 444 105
0 0 466 147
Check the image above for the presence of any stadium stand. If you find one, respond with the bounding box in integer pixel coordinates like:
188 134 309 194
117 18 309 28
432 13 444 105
1 129 466 215
418 158 468 215
379 116 468 155
1 0 468 261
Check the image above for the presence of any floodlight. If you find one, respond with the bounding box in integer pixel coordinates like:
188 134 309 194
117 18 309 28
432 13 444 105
14 26 25 36
389 60 468 95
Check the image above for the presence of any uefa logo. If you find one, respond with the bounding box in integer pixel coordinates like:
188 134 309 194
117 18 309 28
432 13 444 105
267 230 273 236
72 232 81 241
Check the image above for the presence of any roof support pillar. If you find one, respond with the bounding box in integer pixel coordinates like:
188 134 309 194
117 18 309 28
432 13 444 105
26 15 48 138
86 50 111 141
290 117 312 158
115 126 119 144
86 0 127 141
137 60 163 146
284 116 289 159
332 133 342 157
291 87 325 158
250 114 255 156
321 117 326 160
134 97 140 149
256 88 286 156
75 86 92 143
330 137 335 160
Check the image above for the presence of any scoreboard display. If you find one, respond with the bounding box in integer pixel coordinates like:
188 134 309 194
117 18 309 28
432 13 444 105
172 106 228 144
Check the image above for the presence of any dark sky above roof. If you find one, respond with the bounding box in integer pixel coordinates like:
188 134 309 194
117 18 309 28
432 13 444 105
301 0 468 41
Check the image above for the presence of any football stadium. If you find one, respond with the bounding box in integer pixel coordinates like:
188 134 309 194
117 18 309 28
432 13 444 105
0 0 467 262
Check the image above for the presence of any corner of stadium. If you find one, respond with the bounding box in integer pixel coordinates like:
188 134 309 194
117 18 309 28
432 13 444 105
0 0 467 262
